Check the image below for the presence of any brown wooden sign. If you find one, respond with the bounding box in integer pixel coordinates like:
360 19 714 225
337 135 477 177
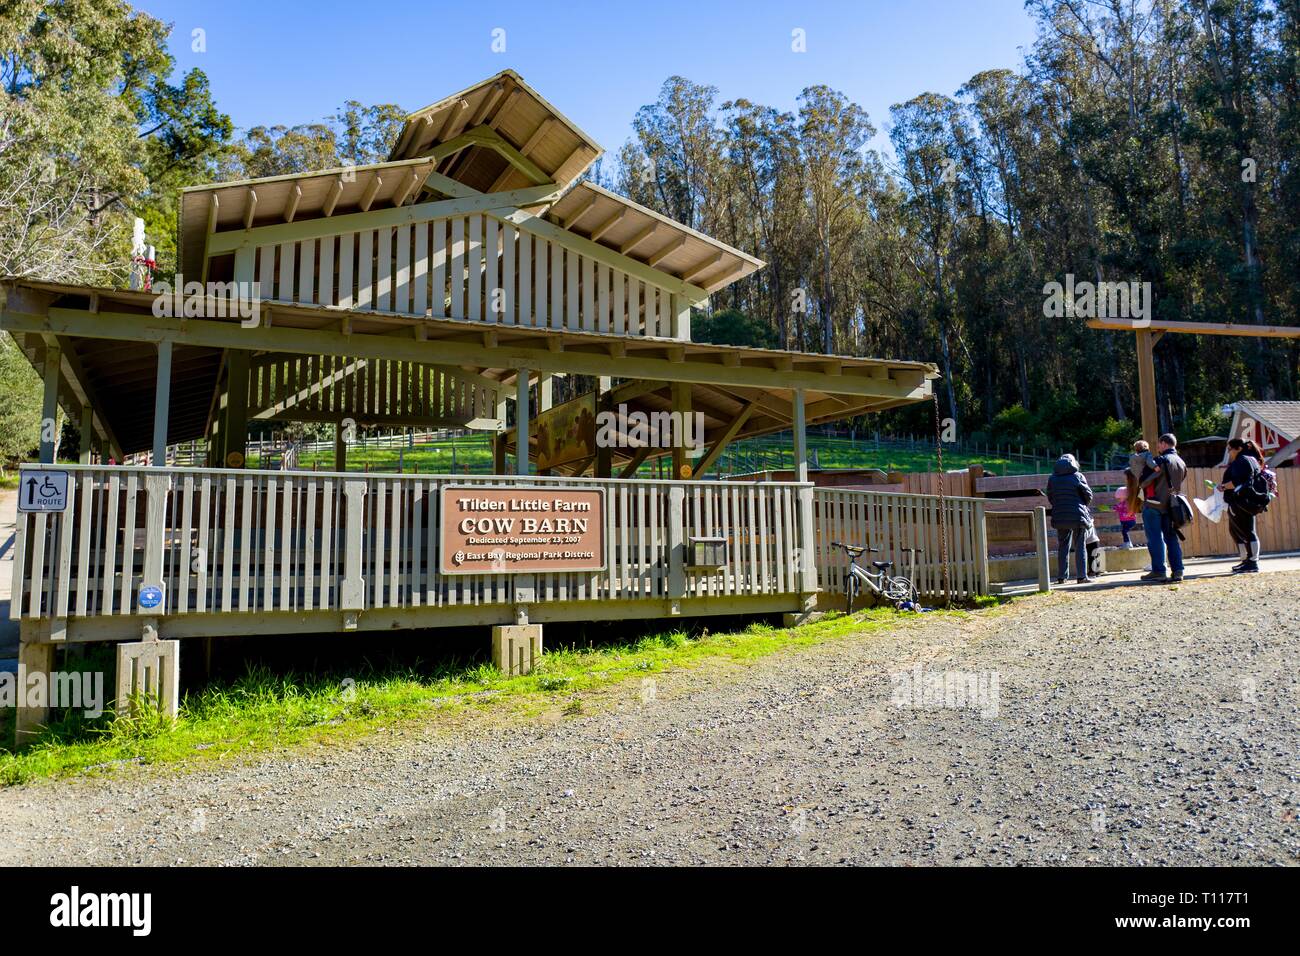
440 486 605 574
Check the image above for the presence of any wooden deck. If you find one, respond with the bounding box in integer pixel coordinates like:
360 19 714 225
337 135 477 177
11 466 826 641
11 465 992 643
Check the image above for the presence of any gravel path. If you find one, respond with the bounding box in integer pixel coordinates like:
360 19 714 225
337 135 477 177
2 571 1297 866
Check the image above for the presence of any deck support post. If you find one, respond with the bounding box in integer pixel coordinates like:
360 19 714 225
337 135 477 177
492 624 542 675
224 348 250 467
515 367 530 476
115 636 181 720
77 404 93 464
14 635 54 747
152 339 173 466
39 341 60 464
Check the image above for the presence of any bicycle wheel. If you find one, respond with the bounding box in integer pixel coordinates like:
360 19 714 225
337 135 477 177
884 576 917 606
845 572 858 612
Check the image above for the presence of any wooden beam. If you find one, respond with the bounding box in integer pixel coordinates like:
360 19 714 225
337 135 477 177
680 251 722 283
619 446 651 479
647 236 686 269
468 81 505 127
619 223 659 256
588 208 626 242
520 118 555 156
284 184 302 223
693 402 755 477
208 184 561 254
392 168 421 208
20 308 926 400
1086 318 1300 338
323 177 344 217
206 194 220 233
242 188 258 229
438 99 470 141
358 175 383 213
561 193 597 230
488 88 522 131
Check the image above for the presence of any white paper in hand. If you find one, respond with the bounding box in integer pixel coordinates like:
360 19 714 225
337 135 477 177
1194 490 1228 524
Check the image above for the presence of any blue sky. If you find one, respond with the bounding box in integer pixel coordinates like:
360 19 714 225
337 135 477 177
140 0 1040 160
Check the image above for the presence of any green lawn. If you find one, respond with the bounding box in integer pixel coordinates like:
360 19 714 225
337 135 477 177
249 433 1053 477
0 602 1000 785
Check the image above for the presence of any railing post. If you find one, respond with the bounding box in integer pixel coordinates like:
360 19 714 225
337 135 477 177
140 472 171 612
974 500 990 596
667 485 685 606
340 478 367 621
1033 505 1051 592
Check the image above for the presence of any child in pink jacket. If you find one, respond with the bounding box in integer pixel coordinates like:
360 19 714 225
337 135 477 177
1114 486 1137 548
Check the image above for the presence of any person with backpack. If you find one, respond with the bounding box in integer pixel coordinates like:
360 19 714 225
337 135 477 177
1141 433 1189 583
1046 453 1096 584
1218 438 1266 573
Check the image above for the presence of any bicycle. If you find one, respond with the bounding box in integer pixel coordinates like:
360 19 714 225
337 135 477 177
831 541 919 610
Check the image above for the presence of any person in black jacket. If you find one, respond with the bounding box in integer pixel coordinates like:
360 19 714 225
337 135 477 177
1046 454 1095 584
1218 438 1263 573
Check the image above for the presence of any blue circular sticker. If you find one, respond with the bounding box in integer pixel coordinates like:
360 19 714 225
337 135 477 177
138 586 164 610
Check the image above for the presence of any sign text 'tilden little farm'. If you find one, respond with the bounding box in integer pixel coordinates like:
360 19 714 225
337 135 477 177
440 486 605 574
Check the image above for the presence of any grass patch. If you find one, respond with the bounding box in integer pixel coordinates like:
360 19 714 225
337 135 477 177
0 604 981 785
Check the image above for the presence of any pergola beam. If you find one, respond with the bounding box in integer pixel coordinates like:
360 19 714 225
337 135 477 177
12 307 927 401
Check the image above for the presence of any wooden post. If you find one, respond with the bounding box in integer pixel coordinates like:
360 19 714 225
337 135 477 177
224 348 250 467
595 377 612 478
152 340 173 466
793 389 818 594
667 485 685 605
1033 505 1051 591
493 396 508 474
77 404 93 464
515 368 530 476
15 636 54 746
39 341 60 464
334 422 347 471
1135 329 1159 445
671 381 692 479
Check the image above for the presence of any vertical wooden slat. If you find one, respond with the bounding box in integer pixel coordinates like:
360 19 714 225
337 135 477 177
356 230 374 309
393 225 410 314
468 214 483 321
337 233 354 309
449 217 465 319
277 242 295 303
298 238 316 305
502 222 516 325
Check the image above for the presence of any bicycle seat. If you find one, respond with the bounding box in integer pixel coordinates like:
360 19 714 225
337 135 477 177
871 560 893 570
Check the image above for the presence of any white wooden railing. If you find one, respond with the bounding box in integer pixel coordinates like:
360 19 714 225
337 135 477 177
12 466 813 621
233 212 692 339
814 488 989 600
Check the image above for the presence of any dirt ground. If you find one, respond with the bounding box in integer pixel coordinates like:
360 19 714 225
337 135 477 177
1 570 1296 866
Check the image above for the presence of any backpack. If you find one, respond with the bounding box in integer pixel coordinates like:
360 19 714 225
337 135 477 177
1233 470 1271 516
1261 465 1278 499
1169 494 1195 529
